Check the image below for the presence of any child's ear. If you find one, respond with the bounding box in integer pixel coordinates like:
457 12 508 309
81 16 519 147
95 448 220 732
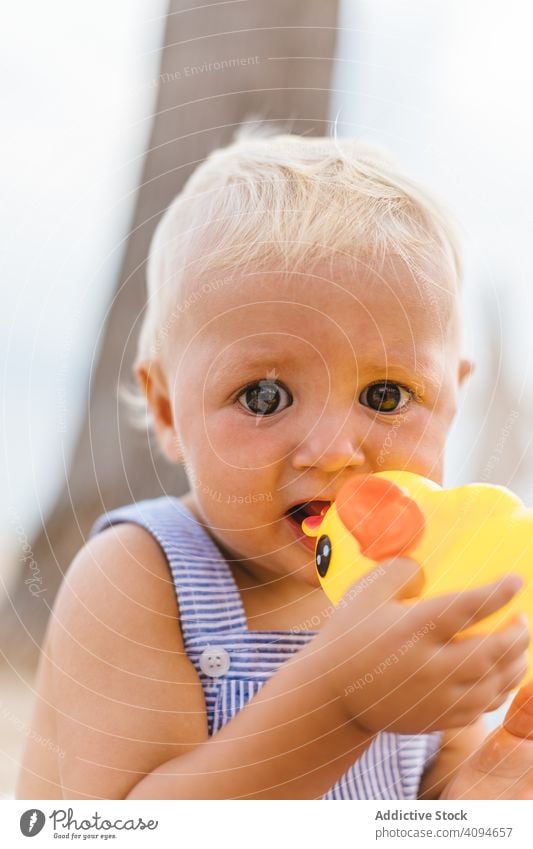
458 358 474 386
134 359 183 464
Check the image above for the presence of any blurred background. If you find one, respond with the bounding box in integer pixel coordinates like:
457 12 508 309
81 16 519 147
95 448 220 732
2 0 532 797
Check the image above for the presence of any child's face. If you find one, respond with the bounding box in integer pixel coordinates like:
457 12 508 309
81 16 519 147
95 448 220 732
142 255 471 587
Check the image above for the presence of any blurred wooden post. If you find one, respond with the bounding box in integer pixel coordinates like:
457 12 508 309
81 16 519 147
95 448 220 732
1 0 339 666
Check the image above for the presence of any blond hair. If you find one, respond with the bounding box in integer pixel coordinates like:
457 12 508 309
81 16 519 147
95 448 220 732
126 128 463 429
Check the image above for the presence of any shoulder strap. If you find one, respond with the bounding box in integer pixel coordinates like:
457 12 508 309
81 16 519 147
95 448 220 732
90 497 248 642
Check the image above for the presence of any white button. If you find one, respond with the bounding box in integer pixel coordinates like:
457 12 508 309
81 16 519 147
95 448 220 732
199 646 231 678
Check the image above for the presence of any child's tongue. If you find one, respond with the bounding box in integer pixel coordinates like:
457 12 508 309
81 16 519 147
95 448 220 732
289 501 330 526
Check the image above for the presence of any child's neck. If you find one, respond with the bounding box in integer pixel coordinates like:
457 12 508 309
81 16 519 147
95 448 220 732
228 560 329 633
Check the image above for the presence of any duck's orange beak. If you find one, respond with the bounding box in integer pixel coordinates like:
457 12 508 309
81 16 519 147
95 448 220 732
335 474 426 560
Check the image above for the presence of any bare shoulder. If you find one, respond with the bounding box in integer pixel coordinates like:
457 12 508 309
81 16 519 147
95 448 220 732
51 522 185 645
17 523 208 800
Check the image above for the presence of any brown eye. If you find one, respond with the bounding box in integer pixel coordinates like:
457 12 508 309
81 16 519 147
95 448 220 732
360 381 411 413
237 380 292 416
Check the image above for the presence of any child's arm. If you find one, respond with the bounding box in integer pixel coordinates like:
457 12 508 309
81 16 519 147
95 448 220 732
424 683 533 800
16 524 375 800
17 525 526 800
16 524 211 799
417 718 489 799
126 563 526 801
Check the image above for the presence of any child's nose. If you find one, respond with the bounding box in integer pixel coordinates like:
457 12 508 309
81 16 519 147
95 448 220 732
290 411 366 473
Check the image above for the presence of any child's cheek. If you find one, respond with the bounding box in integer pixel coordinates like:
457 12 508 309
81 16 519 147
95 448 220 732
205 410 290 466
376 416 448 480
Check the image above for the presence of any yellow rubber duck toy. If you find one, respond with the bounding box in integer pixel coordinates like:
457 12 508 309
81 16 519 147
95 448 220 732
302 471 533 680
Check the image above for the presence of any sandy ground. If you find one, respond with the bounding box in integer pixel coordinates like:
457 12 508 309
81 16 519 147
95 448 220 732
0 661 36 799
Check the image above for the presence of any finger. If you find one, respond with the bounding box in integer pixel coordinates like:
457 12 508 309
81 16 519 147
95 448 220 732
504 677 533 738
498 654 530 696
418 573 524 639
484 689 513 714
495 614 531 665
445 615 530 682
459 654 528 716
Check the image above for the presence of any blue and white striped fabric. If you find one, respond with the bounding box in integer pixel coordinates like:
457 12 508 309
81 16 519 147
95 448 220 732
91 496 442 799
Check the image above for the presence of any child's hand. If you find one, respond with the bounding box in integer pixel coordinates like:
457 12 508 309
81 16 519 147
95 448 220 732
314 559 528 735
440 679 533 799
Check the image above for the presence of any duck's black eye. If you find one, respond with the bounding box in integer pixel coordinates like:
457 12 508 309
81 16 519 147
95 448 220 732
316 534 332 578
237 380 292 416
360 381 411 413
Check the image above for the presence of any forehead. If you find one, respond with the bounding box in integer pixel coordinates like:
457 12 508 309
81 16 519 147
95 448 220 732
177 255 459 362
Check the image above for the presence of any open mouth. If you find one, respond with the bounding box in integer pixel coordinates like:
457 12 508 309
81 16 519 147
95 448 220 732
285 501 330 552
285 500 330 531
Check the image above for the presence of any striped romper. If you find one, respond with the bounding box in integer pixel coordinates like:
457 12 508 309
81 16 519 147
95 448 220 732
91 496 442 799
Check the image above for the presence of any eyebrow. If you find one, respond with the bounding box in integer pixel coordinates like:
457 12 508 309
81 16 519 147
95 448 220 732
208 348 442 392
208 349 300 383
361 359 440 386
356 361 447 403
